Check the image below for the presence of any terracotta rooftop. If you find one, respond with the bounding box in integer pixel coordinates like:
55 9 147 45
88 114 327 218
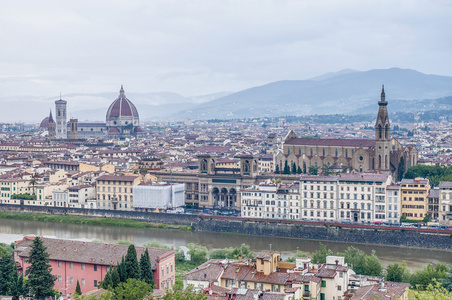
16 237 174 269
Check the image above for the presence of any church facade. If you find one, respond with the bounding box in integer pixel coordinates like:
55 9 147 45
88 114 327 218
42 86 143 140
275 87 418 179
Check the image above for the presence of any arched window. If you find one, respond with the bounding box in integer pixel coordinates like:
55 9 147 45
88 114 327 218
378 155 382 168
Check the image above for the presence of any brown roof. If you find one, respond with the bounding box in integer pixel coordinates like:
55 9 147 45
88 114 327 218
181 259 225 282
349 282 410 300
16 237 173 268
285 138 376 148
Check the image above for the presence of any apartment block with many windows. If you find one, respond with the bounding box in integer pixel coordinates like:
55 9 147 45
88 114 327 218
96 175 140 210
400 178 430 220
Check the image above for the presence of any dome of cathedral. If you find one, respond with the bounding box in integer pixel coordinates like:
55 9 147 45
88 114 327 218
40 117 50 128
106 85 139 119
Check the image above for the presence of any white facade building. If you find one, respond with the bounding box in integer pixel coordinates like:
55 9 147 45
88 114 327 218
133 182 185 210
439 181 452 226
386 185 401 224
242 173 395 224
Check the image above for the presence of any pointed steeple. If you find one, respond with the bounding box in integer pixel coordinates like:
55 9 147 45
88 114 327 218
48 109 54 123
380 85 385 102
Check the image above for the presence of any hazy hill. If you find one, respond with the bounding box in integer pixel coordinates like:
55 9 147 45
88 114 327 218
173 68 452 119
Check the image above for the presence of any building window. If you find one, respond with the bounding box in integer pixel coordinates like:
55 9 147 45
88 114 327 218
69 277 73 285
337 285 342 291
94 280 98 287
94 265 97 272
321 280 326 287
82 279 85 286
82 263 85 270
70 262 73 269
58 261 61 268
58 276 62 283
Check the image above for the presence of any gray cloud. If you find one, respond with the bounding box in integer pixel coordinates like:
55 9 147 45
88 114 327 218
0 0 451 121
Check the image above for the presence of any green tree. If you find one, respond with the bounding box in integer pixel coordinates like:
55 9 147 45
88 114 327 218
397 156 405 182
0 254 20 299
385 261 411 283
410 263 448 290
29 178 38 195
285 250 309 262
408 281 452 300
292 162 297 174
124 245 141 280
339 246 366 275
111 268 121 289
140 249 154 286
441 265 452 292
275 164 280 174
187 243 208 265
297 166 302 174
321 164 331 176
283 161 290 174
309 165 319 175
16 276 24 299
25 237 56 300
311 243 332 264
153 288 207 299
364 250 382 276
174 248 186 263
113 278 153 300
118 257 127 282
74 280 82 296
101 271 113 289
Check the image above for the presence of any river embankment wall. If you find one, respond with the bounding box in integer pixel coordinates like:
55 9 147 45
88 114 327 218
1 205 451 250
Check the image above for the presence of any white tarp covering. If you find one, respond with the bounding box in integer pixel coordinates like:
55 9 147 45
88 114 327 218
133 183 185 209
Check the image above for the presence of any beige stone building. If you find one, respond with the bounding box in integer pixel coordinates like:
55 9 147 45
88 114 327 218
400 178 430 220
275 87 418 178
96 175 140 210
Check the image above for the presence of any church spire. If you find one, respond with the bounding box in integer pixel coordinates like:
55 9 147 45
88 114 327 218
380 85 385 102
48 109 54 123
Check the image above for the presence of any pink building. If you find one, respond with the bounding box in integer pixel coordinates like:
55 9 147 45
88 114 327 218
14 237 175 296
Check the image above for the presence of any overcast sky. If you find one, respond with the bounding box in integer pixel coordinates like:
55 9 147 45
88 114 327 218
0 0 451 100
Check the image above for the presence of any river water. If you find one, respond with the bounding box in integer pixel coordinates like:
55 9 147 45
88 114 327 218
0 218 450 270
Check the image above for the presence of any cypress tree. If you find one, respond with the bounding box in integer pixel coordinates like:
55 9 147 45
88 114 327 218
118 257 127 282
7 263 19 300
16 276 24 299
111 267 121 288
292 163 297 174
124 245 140 280
297 166 302 174
140 249 154 285
0 255 13 295
275 165 280 174
101 271 112 289
283 161 289 174
25 237 56 300
74 280 82 296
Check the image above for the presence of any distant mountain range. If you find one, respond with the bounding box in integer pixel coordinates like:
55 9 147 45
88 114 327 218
4 68 452 123
172 68 452 119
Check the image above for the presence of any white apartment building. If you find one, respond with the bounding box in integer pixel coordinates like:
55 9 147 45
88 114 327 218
242 173 395 224
241 182 300 219
439 181 452 226
386 185 401 224
241 183 277 218
301 176 338 221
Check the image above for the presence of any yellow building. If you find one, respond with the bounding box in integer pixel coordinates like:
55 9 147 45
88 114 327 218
401 178 430 220
96 175 140 210
0 178 32 204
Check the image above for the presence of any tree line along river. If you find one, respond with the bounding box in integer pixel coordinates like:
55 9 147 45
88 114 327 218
0 218 451 270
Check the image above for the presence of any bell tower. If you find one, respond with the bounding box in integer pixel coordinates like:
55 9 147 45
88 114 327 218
374 85 391 171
